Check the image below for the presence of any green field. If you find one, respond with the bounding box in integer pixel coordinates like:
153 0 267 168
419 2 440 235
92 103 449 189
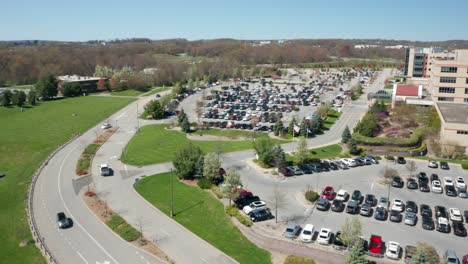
288 144 343 164
144 87 172 96
135 173 271 264
109 89 146 96
0 96 135 264
121 124 288 165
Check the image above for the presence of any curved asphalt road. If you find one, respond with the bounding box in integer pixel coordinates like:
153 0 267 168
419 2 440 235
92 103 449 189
33 69 392 264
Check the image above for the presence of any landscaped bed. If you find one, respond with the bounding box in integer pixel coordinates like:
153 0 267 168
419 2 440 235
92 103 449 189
135 172 271 264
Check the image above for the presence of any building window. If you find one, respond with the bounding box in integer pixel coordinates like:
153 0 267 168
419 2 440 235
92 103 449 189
464 98 468 103
437 97 454 102
457 130 468 135
440 77 456 83
439 87 455 93
441 67 458 73
465 88 468 94
466 78 468 84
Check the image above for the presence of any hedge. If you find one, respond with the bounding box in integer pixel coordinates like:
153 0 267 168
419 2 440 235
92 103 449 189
197 177 213 189
406 141 427 154
353 127 425 147
224 206 253 227
106 214 141 242
305 191 319 202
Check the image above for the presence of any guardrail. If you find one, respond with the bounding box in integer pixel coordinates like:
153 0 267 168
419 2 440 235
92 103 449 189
26 135 80 264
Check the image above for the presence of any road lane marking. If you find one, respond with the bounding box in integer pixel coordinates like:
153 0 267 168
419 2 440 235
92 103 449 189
115 112 127 120
58 148 120 264
77 251 89 264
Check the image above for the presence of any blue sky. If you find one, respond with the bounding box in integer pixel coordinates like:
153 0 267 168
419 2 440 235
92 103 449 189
1 0 467 41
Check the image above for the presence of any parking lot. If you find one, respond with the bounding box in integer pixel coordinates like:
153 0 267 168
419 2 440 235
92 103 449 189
235 158 467 260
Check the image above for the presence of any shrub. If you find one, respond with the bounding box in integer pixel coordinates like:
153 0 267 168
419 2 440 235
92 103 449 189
375 156 382 160
385 155 395 160
106 214 141 242
406 142 427 154
305 190 319 202
83 143 100 155
225 205 238 217
197 177 213 189
211 185 225 199
224 206 252 227
353 127 425 147
462 163 468 170
235 214 253 227
284 255 316 264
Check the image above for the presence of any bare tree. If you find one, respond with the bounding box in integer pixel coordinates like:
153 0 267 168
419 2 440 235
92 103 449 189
270 182 287 223
406 160 417 178
340 216 362 247
194 99 204 125
222 169 242 206
381 167 399 185
295 137 309 165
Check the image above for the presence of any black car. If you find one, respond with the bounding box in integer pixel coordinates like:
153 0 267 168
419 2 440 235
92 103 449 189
397 157 406 164
421 216 434 230
440 162 449 170
234 195 260 209
364 194 376 206
346 200 360 214
405 201 418 213
316 198 330 211
306 163 322 173
390 210 402 222
57 212 71 229
250 208 274 222
298 164 312 174
453 222 467 237
354 158 365 166
464 210 468 224
328 162 339 170
419 182 430 192
278 167 294 177
331 200 345 212
420 204 432 217
320 161 331 171
430 174 439 182
392 177 404 188
374 207 387 221
418 172 428 184
435 206 448 218
407 178 418 189
446 185 457 196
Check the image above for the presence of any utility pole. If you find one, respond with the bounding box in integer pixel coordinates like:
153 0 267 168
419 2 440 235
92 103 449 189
170 168 174 218
136 103 139 132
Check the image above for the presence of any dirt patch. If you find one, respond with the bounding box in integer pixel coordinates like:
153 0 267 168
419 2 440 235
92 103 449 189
179 178 198 186
271 251 288 264
82 190 173 263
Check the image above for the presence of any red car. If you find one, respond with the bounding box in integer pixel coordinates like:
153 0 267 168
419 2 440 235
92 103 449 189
321 186 335 200
369 235 382 255
463 254 468 264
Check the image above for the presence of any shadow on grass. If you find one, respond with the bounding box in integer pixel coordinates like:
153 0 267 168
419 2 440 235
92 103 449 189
174 200 204 217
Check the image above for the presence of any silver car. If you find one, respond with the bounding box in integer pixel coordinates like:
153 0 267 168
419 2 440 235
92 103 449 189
404 212 417 226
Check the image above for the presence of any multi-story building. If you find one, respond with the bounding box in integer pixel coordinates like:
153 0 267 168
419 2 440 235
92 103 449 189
435 103 468 153
403 47 458 78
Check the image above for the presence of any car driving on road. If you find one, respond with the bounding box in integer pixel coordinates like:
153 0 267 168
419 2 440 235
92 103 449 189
57 212 71 229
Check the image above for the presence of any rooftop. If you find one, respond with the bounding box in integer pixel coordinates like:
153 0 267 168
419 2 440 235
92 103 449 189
437 103 468 124
57 75 103 82
395 85 420 97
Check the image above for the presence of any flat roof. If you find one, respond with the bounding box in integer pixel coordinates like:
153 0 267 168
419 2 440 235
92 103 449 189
436 103 468 124
395 85 419 96
57 75 103 82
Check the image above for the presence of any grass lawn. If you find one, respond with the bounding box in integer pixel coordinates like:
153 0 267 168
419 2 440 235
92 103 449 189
288 144 343 163
121 124 289 165
135 173 271 264
0 96 135 264
110 89 146 96
193 128 262 138
144 87 172 96
323 109 342 130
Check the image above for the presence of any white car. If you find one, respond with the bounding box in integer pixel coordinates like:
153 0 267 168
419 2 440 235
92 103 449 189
449 208 462 222
341 158 357 167
335 190 349 201
391 199 404 212
431 180 443 193
317 228 332 245
443 177 454 187
242 201 267 215
428 160 438 168
455 177 466 189
299 224 315 243
101 123 111 129
385 241 401 259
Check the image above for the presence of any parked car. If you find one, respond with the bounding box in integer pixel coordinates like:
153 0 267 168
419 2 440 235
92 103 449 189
397 157 406 164
368 235 382 255
250 208 274 222
332 231 347 250
446 185 457 197
288 166 303 176
390 210 402 222
341 158 357 167
316 197 330 211
346 200 360 214
405 201 418 214
391 199 404 212
432 180 443 193
456 177 466 189
351 190 362 203
422 216 434 230
243 201 267 215
419 182 430 192
407 178 418 189
101 122 111 129
449 208 463 222
385 241 401 259
428 160 438 168
444 177 454 186
299 224 315 243
306 163 322 173
234 195 260 209
453 222 467 237
317 228 332 245
360 204 372 217
420 204 432 217
298 164 312 174
435 205 448 218
374 206 387 221
440 161 450 170
321 186 335 200
444 250 460 264
278 167 293 177
284 223 301 239
364 194 376 206
365 155 378 164
436 217 450 233
377 197 389 209
392 177 404 188
335 189 349 201
459 189 468 198
331 200 345 212
465 210 468 223
404 212 417 226
430 173 440 182
57 212 71 229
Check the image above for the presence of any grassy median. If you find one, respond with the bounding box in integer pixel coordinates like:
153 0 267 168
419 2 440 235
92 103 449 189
135 172 271 264
122 124 288 165
0 96 135 263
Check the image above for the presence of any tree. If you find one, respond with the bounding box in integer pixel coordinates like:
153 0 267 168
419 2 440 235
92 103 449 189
203 152 221 183
409 242 440 264
144 100 164 119
299 118 309 137
345 241 367 264
295 137 309 165
273 119 284 136
270 182 287 223
178 108 187 125
28 90 37 105
288 117 297 136
180 116 191 133
11 90 26 107
341 217 362 247
194 100 204 124
348 138 360 155
173 143 204 180
271 144 287 169
62 82 81 97
381 167 399 184
223 169 242 205
1 90 12 106
342 126 352 143
316 102 331 119
253 137 274 166
406 160 417 178
97 79 108 90
35 74 58 100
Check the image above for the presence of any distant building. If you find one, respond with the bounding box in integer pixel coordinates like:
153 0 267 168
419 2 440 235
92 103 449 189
435 103 468 153
57 75 106 93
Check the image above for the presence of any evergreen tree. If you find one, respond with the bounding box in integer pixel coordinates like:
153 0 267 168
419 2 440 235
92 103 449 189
1 89 12 106
299 118 309 137
173 143 204 180
35 74 58 100
274 119 284 136
342 126 352 143
203 152 221 183
295 137 309 165
345 242 367 264
145 100 165 119
11 90 27 107
28 90 37 105
180 116 191 133
409 243 440 264
348 138 360 155
288 117 297 136
271 145 287 168
178 109 186 125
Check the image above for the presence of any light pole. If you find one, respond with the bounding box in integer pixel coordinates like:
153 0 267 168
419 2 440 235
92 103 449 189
170 168 174 218
136 103 139 132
